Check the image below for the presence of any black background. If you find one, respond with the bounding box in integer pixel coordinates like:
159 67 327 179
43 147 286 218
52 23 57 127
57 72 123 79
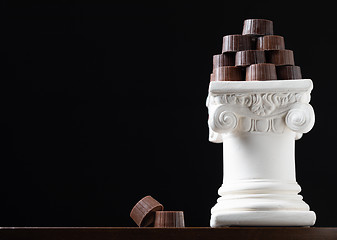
2 1 336 227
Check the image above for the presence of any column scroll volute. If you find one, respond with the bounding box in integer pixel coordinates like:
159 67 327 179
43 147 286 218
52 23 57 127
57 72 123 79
208 105 238 134
285 102 315 134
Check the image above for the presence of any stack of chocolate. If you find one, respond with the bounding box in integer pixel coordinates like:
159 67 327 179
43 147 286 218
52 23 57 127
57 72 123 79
211 19 302 81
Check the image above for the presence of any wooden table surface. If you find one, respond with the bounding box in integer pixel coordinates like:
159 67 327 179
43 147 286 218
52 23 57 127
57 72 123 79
0 227 336 240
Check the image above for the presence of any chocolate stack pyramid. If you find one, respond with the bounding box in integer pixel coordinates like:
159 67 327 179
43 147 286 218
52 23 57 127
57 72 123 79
210 19 302 81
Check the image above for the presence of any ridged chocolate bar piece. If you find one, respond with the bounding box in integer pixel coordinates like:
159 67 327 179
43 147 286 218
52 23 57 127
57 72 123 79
242 19 273 36
276 65 302 79
210 73 215 82
130 196 164 227
213 66 244 81
235 50 266 67
213 53 235 69
256 35 285 50
267 49 295 66
154 211 185 228
246 63 277 81
222 34 252 53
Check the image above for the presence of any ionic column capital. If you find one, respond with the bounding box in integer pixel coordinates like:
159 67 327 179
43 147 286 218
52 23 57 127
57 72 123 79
207 79 314 142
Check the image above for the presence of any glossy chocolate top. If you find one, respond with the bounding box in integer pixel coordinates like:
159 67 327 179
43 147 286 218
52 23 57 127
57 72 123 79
235 50 266 67
213 53 235 69
222 34 252 53
256 35 285 50
276 65 302 79
267 49 295 66
242 19 273 36
213 66 244 81
246 63 277 81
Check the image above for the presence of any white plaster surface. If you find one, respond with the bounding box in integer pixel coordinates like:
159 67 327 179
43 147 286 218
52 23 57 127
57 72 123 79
207 79 316 227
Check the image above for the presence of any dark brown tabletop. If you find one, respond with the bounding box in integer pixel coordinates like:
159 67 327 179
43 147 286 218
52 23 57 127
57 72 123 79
0 227 336 240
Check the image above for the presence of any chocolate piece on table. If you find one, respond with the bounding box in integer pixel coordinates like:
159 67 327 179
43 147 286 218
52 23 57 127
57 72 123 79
267 49 295 66
222 34 252 53
256 35 285 50
213 53 235 69
213 66 244 81
235 50 266 67
246 63 277 81
242 19 273 36
154 211 185 228
276 65 302 80
130 196 164 227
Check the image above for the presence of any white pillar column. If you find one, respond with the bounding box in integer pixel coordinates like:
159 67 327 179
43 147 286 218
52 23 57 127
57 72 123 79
206 79 316 227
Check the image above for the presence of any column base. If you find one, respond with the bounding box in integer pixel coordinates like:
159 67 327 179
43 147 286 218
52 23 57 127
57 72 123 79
210 210 316 227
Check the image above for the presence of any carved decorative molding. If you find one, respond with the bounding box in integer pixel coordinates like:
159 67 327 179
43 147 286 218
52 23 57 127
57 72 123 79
207 79 314 140
209 92 308 116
